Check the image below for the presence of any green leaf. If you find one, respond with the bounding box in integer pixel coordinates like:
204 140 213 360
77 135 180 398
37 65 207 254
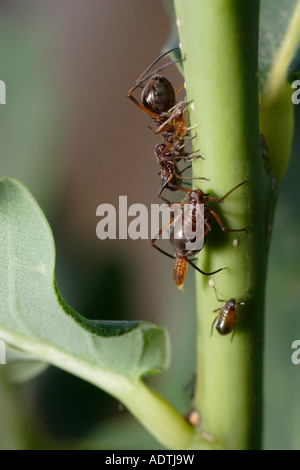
258 1 300 181
259 0 300 89
163 0 180 54
4 346 48 384
259 0 300 92
0 178 170 390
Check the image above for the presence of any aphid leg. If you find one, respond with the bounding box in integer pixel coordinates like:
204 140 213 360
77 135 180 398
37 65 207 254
236 306 246 320
210 315 219 337
211 285 226 303
230 325 237 342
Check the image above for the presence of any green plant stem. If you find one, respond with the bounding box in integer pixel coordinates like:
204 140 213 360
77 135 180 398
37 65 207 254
175 0 270 450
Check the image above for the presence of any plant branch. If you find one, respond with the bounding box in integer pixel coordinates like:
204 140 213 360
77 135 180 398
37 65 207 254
175 0 268 450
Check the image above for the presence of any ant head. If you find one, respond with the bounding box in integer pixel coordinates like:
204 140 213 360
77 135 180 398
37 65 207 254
154 143 166 156
188 189 205 204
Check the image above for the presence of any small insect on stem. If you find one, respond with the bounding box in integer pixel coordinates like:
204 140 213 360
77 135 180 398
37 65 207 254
184 407 201 427
210 285 245 341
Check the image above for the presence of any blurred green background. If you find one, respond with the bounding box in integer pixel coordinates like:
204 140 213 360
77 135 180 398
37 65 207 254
0 0 299 450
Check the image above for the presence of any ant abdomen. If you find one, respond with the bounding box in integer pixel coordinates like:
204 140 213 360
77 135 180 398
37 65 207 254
173 257 188 292
142 75 176 114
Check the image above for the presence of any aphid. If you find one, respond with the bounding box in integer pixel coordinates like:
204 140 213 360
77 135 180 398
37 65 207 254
127 47 191 152
211 285 245 341
151 181 247 292
184 407 201 427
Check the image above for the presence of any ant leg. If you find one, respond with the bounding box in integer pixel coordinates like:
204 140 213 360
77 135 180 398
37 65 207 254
155 101 188 135
127 91 161 119
178 164 192 173
175 83 185 95
151 217 176 261
157 187 172 204
208 180 247 204
208 208 248 234
175 165 207 180
183 151 204 161
157 173 192 196
168 183 192 193
178 175 209 181
174 166 209 182
151 243 176 261
187 259 227 276
157 178 191 200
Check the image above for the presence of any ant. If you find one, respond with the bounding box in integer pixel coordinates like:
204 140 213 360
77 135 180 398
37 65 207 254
127 47 192 152
151 180 248 292
210 284 245 341
155 142 207 202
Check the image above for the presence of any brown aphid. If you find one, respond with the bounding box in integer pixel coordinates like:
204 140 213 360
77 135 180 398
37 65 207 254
211 285 245 341
184 407 201 427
